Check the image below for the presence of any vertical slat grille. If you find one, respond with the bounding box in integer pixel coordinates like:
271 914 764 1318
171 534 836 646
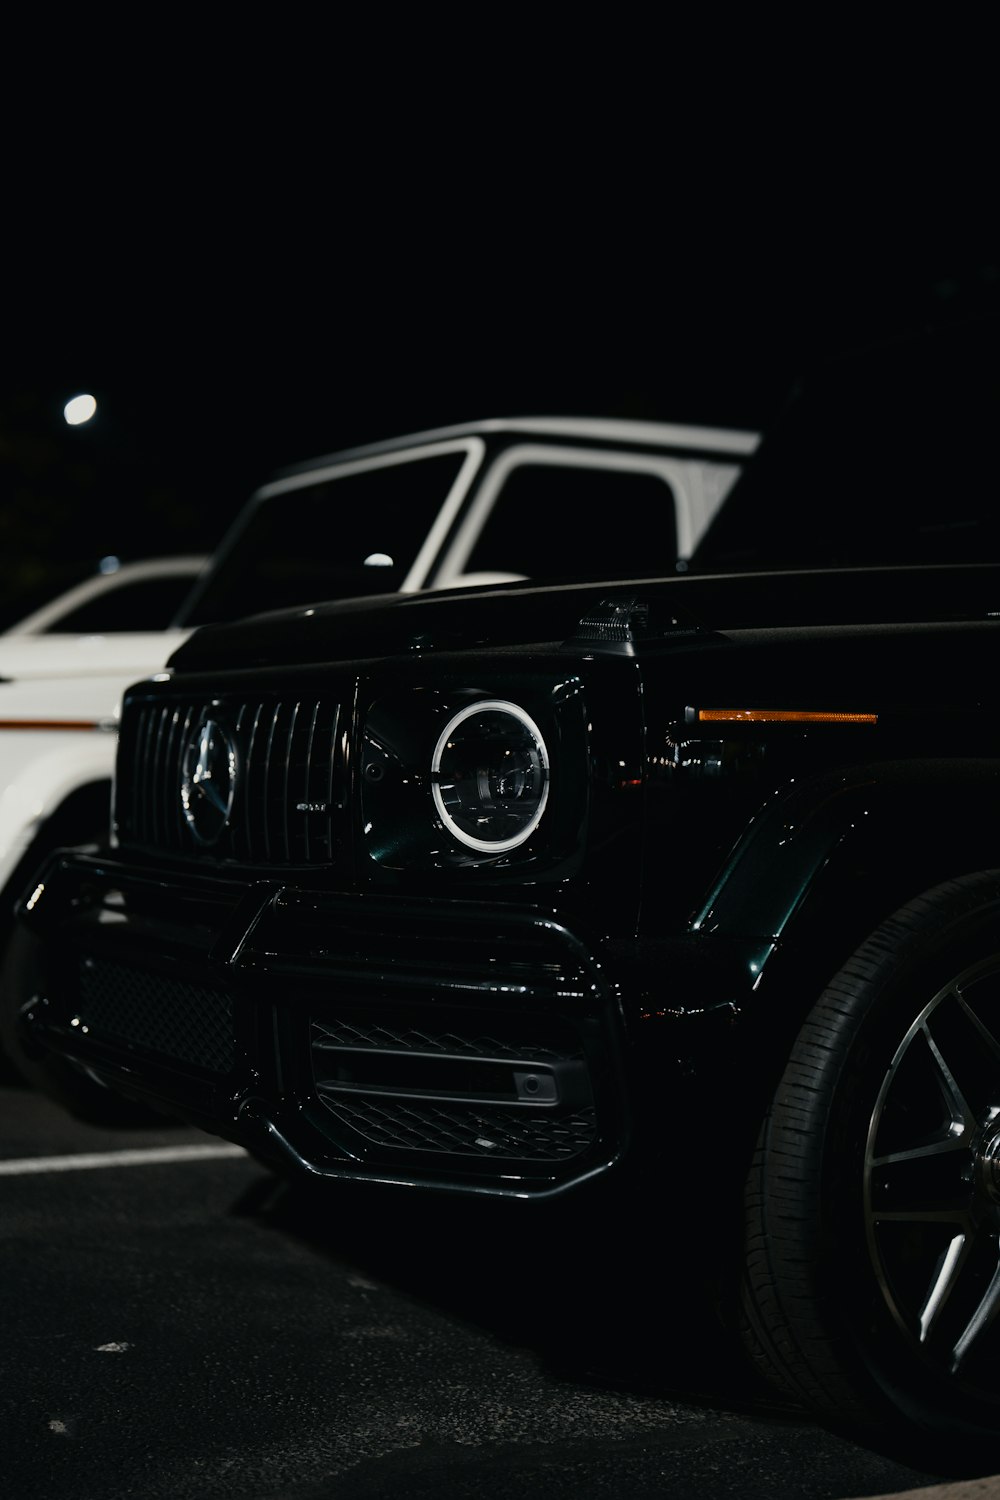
116 693 344 867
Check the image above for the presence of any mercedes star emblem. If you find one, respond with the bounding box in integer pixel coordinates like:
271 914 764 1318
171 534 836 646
180 717 237 845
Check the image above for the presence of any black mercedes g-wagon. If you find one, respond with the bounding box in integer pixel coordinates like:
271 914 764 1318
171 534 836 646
12 318 1000 1449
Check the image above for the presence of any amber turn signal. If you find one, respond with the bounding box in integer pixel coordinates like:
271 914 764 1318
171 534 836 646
694 709 877 724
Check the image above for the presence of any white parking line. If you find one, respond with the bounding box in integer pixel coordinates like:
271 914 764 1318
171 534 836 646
0 1143 248 1176
856 1480 1000 1499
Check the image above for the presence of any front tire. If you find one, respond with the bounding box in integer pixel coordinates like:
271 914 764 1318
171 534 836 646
742 870 1000 1450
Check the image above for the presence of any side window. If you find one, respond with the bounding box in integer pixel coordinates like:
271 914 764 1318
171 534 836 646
38 575 200 633
182 451 469 626
462 464 678 583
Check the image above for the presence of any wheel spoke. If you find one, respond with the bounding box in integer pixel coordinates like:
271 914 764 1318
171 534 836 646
921 1006 978 1132
871 1134 969 1168
923 982 1000 1126
918 1231 969 1342
953 986 1000 1064
868 1136 974 1223
916 1229 1000 1373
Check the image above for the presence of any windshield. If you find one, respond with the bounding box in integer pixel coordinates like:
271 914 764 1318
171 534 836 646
178 449 468 627
691 316 1000 573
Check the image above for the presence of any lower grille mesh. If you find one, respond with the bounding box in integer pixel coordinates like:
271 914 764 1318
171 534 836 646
311 1016 563 1061
316 1093 597 1159
77 959 235 1074
310 1004 598 1164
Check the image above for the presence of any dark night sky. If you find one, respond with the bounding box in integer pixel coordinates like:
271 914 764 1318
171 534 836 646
4 94 996 627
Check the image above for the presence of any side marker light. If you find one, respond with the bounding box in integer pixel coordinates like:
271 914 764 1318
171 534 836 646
693 709 878 725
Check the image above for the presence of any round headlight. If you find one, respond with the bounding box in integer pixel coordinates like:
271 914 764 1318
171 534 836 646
431 700 549 852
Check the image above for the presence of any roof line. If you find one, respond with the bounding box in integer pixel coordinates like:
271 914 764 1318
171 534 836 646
270 415 760 479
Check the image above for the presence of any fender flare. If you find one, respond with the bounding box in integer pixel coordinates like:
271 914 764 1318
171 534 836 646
692 757 1000 951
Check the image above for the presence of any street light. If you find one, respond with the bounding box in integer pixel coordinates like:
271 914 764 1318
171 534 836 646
63 393 97 426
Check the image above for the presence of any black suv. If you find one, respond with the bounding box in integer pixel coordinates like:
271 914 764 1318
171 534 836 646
14 318 1000 1448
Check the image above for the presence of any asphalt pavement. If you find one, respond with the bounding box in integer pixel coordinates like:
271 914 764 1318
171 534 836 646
2 1077 998 1500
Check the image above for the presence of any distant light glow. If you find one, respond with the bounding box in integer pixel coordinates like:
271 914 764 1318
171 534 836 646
363 553 393 568
98 555 121 574
64 393 97 426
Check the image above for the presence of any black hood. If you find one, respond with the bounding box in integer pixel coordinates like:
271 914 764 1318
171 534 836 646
166 563 1000 674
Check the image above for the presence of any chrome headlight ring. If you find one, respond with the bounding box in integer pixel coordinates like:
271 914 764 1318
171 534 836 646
431 699 550 853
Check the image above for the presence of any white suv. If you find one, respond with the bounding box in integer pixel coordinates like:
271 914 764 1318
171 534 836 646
0 414 757 1118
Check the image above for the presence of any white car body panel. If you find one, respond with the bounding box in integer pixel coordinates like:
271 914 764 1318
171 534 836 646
0 630 190 683
0 675 134 893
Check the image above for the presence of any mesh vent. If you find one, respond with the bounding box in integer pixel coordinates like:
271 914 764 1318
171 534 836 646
116 694 343 865
309 993 598 1168
316 1093 597 1160
311 1016 565 1061
77 958 235 1074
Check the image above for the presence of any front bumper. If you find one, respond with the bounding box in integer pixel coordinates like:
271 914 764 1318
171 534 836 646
19 853 634 1199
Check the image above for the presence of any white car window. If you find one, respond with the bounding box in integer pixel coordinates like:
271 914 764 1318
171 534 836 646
432 446 743 588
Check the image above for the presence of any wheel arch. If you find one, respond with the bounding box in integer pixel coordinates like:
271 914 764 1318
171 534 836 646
664 760 1000 1173
760 761 1000 1017
0 778 110 957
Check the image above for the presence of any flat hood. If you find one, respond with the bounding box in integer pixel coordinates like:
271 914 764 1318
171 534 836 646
165 565 1000 675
